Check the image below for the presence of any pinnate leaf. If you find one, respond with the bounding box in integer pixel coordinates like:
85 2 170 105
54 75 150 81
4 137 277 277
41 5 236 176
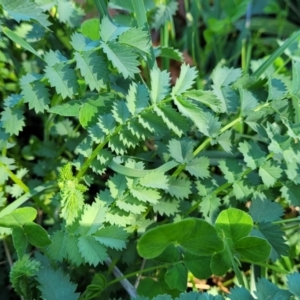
172 64 197 95
258 161 282 187
101 41 139 78
150 67 170 103
93 226 127 250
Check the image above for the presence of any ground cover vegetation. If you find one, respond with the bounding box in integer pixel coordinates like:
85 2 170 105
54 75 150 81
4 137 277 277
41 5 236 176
0 0 300 299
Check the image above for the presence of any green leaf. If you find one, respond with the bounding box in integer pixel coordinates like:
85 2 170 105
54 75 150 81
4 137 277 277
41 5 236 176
12 227 28 259
199 194 221 218
119 27 151 54
152 1 178 30
165 177 191 200
259 161 282 187
101 41 139 78
47 230 67 262
64 234 84 266
70 32 91 52
173 96 208 135
255 278 292 300
150 67 171 103
172 64 197 95
152 198 179 216
268 76 287 100
218 159 244 183
23 222 51 248
249 198 283 223
287 273 300 298
238 141 267 169
212 86 239 114
130 185 160 204
240 89 259 116
126 82 149 115
215 208 253 243
210 248 232 276
78 236 108 266
37 267 80 300
183 252 212 279
2 0 51 29
20 74 50 113
2 27 41 57
153 105 188 137
57 0 84 28
212 66 242 87
164 263 187 291
100 16 127 42
75 51 108 92
112 101 131 124
137 218 223 259
186 157 210 179
139 171 169 190
94 226 127 250
81 18 100 40
168 138 194 163
280 183 300 206
78 201 107 236
235 236 271 262
44 63 79 99
251 222 289 262
228 287 254 300
184 90 223 113
0 106 25 136
0 207 37 228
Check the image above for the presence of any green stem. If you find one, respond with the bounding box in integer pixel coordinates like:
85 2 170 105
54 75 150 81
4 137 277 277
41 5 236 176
106 262 175 286
273 217 300 224
0 162 29 193
240 259 290 274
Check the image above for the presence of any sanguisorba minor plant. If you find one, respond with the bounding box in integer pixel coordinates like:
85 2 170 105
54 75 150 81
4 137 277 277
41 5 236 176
0 0 300 299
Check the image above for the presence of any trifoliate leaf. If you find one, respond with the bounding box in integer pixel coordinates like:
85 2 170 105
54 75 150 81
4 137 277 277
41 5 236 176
164 263 187 291
249 198 283 223
150 67 171 103
44 63 79 99
173 96 208 135
93 226 127 250
0 207 37 228
81 18 100 41
168 138 194 163
153 198 179 216
211 66 242 87
153 105 188 137
37 267 80 300
78 236 108 266
238 140 267 169
0 106 25 136
74 51 108 92
251 222 289 262
184 89 223 113
119 27 151 55
255 278 291 300
172 64 197 95
186 157 210 179
259 161 282 187
78 201 107 236
126 82 149 115
57 0 84 28
23 222 51 248
165 177 191 200
100 16 127 42
2 0 51 29
101 41 139 78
